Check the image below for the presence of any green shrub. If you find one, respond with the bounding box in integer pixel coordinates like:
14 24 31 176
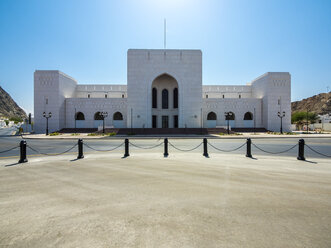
218 132 242 136
107 132 116 136
87 133 98 136
71 133 80 136
9 116 23 124
49 132 61 136
87 133 106 136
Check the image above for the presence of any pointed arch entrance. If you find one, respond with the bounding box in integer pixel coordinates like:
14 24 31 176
151 74 179 128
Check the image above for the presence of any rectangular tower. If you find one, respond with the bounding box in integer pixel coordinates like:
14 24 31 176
127 49 203 128
34 70 77 133
251 72 291 132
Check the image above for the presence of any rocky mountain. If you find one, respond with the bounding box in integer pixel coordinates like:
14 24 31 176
291 92 331 115
0 86 27 119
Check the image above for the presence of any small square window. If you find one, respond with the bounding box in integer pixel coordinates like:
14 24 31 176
206 95 208 99
239 95 241 99
45 98 48 104
278 99 281 105
88 94 90 98
105 94 107 98
222 95 225 98
122 94 124 98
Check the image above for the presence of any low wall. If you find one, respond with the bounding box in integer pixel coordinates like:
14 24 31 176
311 123 331 131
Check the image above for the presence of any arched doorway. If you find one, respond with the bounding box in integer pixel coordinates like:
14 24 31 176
113 112 124 128
207 112 217 128
94 112 104 128
75 112 85 128
151 74 179 128
225 111 236 128
243 112 253 127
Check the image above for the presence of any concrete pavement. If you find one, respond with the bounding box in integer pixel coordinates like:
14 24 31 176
0 153 330 247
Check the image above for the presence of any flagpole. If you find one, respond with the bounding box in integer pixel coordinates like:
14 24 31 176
164 19 166 49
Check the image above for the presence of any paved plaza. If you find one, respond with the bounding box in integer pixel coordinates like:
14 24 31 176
0 151 330 247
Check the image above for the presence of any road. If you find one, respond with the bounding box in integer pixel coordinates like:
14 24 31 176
0 132 330 160
0 126 17 136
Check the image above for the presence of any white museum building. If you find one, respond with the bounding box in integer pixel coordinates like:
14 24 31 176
34 49 291 133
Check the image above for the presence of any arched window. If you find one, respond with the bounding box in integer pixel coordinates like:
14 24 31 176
244 112 253 120
207 112 217 120
173 88 178 109
152 88 157 108
75 112 85 120
225 112 235 120
94 112 103 120
113 112 123 120
162 89 168 109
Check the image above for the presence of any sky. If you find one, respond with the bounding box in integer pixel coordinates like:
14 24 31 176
0 0 330 115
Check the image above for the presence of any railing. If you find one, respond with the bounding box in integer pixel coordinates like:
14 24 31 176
0 138 330 164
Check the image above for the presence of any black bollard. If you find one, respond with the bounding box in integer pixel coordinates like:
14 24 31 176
18 140 28 163
77 139 84 159
164 138 169 157
246 138 252 158
124 138 130 157
203 138 208 157
297 139 305 161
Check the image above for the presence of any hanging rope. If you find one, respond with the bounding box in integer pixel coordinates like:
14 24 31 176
27 144 77 156
83 142 124 152
168 141 202 152
129 142 164 149
208 141 246 152
305 144 331 158
252 143 297 154
0 146 19 154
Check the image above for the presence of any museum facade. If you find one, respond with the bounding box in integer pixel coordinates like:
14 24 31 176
34 49 291 133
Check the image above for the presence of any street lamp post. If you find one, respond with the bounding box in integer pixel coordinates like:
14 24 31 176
224 112 233 134
43 112 52 135
74 108 77 133
306 109 309 134
277 111 285 134
100 112 108 133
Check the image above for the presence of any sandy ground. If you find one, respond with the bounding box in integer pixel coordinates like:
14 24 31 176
0 152 331 248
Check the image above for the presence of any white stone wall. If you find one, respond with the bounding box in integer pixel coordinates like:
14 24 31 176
251 72 291 132
66 98 127 128
75 85 127 98
203 98 262 128
203 85 252 99
127 49 202 128
34 70 77 134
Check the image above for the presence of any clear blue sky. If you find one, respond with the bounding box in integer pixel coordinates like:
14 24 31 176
0 0 330 115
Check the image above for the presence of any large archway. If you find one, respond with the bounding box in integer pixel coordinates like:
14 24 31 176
75 112 85 128
207 112 217 128
151 74 179 128
113 111 125 128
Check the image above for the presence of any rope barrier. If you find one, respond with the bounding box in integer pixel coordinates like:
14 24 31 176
129 142 164 149
305 144 331 158
168 141 202 152
83 142 124 152
0 146 19 154
252 143 298 154
27 144 78 156
208 141 246 152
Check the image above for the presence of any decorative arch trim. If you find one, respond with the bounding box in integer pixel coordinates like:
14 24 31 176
207 112 217 120
113 112 123 120
75 112 85 120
